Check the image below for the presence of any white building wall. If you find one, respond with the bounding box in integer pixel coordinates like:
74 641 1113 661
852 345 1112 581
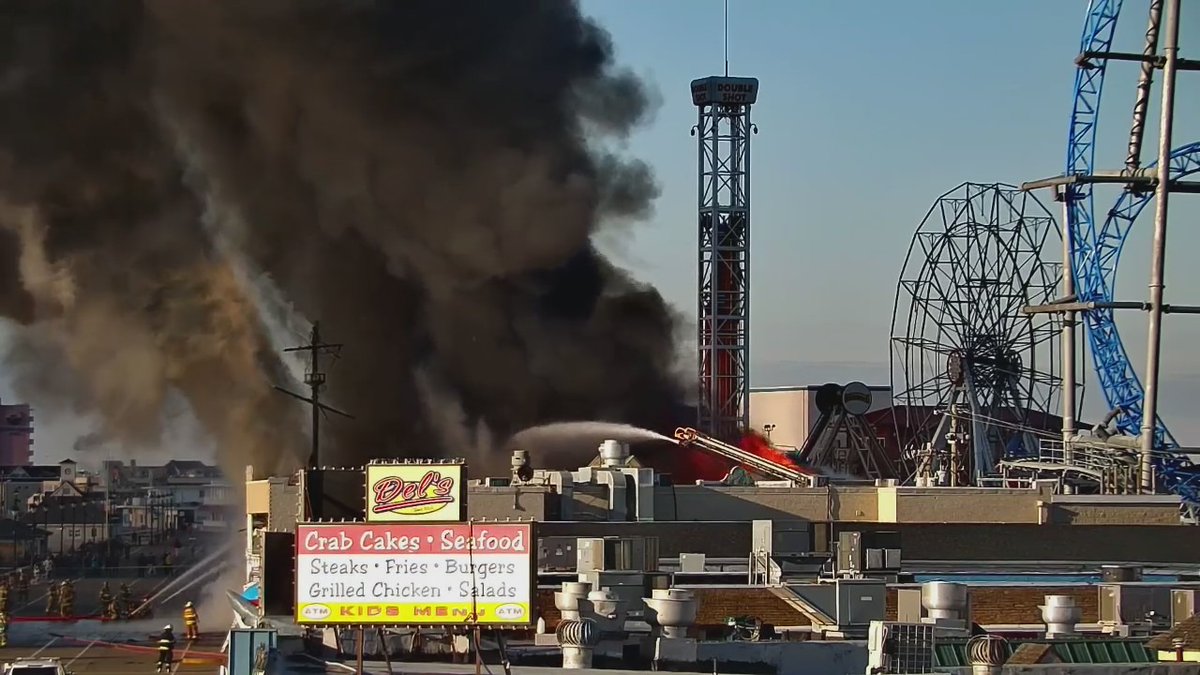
749 384 892 451
45 522 110 554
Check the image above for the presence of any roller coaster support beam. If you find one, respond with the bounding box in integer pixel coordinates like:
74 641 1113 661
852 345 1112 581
1020 170 1200 194
1024 300 1200 316
1140 0 1182 493
1076 51 1200 70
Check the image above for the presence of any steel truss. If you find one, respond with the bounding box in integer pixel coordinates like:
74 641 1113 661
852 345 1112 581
890 183 1061 485
695 99 754 439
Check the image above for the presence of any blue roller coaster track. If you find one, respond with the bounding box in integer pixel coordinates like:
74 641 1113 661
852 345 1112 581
1067 0 1200 509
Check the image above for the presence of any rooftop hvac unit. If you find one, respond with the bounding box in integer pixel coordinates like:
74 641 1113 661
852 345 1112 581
1171 589 1197 627
1100 584 1174 624
835 579 886 628
679 553 706 574
836 530 901 576
576 536 659 573
538 536 578 571
866 621 936 675
751 520 811 555
751 520 813 585
896 587 924 623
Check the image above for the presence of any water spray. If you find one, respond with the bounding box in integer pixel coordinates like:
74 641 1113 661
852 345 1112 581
129 544 234 617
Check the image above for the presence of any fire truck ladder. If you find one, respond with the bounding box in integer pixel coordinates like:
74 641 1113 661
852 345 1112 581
673 427 817 487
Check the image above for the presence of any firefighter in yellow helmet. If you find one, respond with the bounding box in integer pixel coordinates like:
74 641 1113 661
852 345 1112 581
59 579 74 618
99 582 113 617
182 601 199 641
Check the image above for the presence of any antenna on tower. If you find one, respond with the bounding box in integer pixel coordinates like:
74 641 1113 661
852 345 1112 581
724 0 730 76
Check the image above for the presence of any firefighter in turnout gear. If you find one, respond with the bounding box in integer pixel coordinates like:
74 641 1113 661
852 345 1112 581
59 579 74 618
156 624 176 673
0 610 8 647
99 582 119 620
45 582 59 616
119 582 133 618
0 581 9 615
14 569 28 604
99 582 113 614
183 601 199 640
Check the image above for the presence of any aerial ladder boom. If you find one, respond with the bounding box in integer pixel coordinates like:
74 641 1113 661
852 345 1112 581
673 427 817 487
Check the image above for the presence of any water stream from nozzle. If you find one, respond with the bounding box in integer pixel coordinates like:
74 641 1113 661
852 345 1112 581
509 420 674 445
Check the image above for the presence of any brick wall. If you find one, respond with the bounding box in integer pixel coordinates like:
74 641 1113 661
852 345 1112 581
883 586 1099 625
537 587 808 630
969 586 1098 625
539 584 1101 633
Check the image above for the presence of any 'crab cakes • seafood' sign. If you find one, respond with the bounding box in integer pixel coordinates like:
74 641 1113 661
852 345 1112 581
294 521 533 625
365 462 466 523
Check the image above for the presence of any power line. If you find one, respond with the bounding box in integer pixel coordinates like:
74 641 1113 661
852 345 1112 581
275 321 354 521
275 321 354 470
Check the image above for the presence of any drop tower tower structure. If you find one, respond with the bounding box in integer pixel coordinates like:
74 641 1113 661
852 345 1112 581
691 75 758 440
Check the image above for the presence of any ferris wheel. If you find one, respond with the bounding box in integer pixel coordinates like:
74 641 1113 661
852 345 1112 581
889 183 1062 485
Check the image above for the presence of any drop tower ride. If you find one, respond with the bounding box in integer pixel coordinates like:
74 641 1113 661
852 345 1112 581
691 76 758 439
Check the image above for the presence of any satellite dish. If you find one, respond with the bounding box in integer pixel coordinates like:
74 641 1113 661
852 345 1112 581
841 382 873 416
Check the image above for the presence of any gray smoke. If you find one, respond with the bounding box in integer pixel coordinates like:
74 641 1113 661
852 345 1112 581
0 0 685 477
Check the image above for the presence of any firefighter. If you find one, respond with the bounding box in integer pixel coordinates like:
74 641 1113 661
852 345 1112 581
99 582 113 616
182 601 199 640
0 610 8 648
156 624 176 673
97 578 112 610
119 583 133 618
45 582 59 616
59 580 74 618
14 569 28 604
0 581 9 615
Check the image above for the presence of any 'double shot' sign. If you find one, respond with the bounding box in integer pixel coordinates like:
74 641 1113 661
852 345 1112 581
690 76 760 106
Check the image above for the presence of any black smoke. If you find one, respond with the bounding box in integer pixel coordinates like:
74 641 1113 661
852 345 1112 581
0 0 686 476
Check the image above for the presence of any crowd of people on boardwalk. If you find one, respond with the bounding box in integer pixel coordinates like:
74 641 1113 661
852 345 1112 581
35 540 185 578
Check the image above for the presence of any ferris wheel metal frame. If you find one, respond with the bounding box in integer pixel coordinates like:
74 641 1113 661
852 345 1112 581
1062 0 1199 509
890 183 1062 485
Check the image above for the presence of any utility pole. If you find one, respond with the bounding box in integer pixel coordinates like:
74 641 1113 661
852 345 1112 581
275 322 353 519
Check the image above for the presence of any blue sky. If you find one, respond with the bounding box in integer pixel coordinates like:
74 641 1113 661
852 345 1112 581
581 0 1200 439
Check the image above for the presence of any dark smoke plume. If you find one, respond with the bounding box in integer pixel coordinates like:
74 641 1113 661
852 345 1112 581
0 0 685 476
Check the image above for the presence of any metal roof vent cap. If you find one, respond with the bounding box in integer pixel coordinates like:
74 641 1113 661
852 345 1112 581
1040 595 1081 638
598 440 629 467
643 588 698 638
554 581 593 620
921 581 968 620
511 449 532 481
